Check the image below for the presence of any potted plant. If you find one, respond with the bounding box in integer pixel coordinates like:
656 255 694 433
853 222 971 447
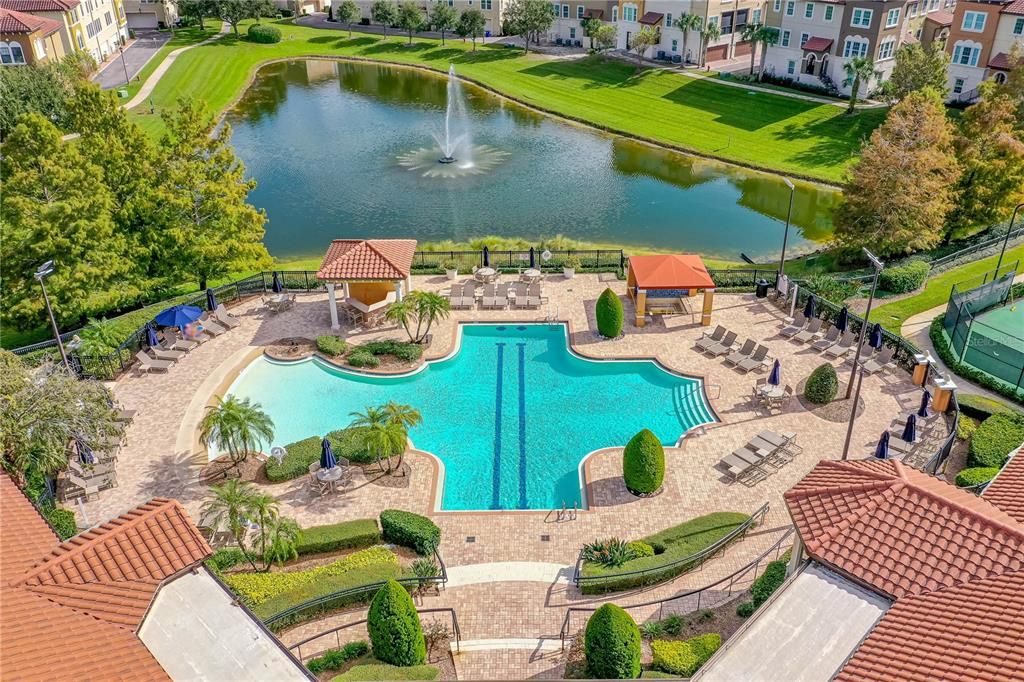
440 259 459 280
563 256 582 279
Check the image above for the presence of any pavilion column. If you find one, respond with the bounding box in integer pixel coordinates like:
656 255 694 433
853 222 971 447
787 534 805 577
701 289 715 327
342 281 350 299
635 289 647 327
326 283 340 331
395 280 404 302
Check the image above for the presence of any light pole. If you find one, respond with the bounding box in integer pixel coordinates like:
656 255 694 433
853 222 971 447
841 248 883 460
995 203 1023 278
119 42 130 87
35 261 70 370
777 177 795 284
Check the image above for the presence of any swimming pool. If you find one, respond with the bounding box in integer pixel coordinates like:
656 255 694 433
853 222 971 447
224 324 716 511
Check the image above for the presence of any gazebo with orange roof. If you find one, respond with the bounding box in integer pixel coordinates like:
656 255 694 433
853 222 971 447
316 239 417 330
626 254 716 327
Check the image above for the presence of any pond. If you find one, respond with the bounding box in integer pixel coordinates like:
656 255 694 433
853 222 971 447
225 59 839 262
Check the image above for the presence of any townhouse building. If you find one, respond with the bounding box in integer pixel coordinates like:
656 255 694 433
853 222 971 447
0 0 127 62
121 0 176 28
548 0 616 46
0 6 66 63
352 0 504 37
946 0 1022 100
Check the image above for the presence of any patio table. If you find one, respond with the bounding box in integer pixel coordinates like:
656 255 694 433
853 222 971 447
475 267 497 282
759 385 785 400
521 268 541 282
316 466 344 492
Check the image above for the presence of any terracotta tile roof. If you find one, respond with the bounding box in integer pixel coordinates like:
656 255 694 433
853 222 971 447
0 474 59 576
639 11 664 24
0 6 61 33
984 446 1024 524
801 37 833 52
0 0 79 11
1003 0 1024 15
926 9 954 24
989 52 1017 70
583 8 603 18
317 239 417 281
628 254 715 290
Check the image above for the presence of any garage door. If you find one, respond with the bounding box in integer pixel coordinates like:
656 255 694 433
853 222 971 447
127 12 158 29
705 44 728 62
734 40 752 57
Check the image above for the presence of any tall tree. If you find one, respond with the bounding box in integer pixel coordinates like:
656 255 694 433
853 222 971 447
948 82 1024 233
456 8 486 50
995 48 1024 127
429 1 457 44
699 21 721 67
842 56 875 114
396 0 424 44
0 51 93 140
174 0 213 28
833 88 960 257
216 0 251 36
201 480 273 570
503 0 554 53
674 13 701 66
335 0 360 37
629 25 658 64
741 23 778 79
592 23 617 53
0 114 130 330
580 16 601 50
879 43 949 103
384 290 450 344
156 99 271 290
371 0 397 37
350 405 408 473
199 395 275 468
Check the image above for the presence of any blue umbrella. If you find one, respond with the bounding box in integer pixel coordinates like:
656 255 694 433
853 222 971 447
529 247 536 268
918 390 931 418
768 359 781 386
835 306 849 333
869 323 884 350
874 431 890 459
77 438 96 465
483 246 490 268
272 272 284 294
803 295 816 319
154 304 203 329
146 325 159 348
206 288 217 312
901 414 917 443
320 438 337 469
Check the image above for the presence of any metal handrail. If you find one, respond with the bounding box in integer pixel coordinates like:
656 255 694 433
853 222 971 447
288 607 462 662
573 503 770 589
922 391 960 476
560 526 795 648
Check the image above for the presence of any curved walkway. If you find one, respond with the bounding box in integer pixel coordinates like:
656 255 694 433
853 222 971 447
124 21 230 110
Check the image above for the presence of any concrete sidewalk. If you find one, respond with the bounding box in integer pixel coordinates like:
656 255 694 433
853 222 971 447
92 31 171 90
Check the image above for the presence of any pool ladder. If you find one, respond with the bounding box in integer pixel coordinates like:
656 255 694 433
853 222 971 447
556 500 578 522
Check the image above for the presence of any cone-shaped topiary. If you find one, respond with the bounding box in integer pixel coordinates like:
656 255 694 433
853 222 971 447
367 580 426 666
585 603 641 679
804 363 838 404
596 288 624 338
622 428 665 495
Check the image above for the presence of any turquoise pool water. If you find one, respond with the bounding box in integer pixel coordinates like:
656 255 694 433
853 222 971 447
225 324 715 511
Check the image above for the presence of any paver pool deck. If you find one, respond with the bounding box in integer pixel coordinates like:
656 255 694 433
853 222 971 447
79 274 940 678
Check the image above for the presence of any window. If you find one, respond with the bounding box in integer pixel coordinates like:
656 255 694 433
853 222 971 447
104 10 112 24
824 5 833 20
561 4 569 18
708 14 719 27
721 11 734 33
843 36 869 57
623 4 637 22
953 77 964 94
569 26 575 37
736 8 748 29
908 2 917 17
994 72 1007 84
481 0 490 8
804 2 813 18
611 5 617 21
952 41 981 66
800 32 809 45
1015 17 1024 35
551 3 559 16
885 7 899 27
961 11 985 32
878 37 895 59
781 29 790 46
671 38 678 51
773 0 781 11
665 13 672 26
752 8 762 23
576 4 583 18
77 32 85 48
787 59 796 74
850 8 872 27
785 0 794 15
929 0 939 10
35 38 46 58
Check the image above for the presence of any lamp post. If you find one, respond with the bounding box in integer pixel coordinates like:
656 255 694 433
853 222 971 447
777 177 795 284
118 42 130 87
995 203 1023 278
35 261 70 370
841 248 883 460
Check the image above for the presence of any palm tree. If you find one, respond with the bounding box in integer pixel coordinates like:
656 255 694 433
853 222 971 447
385 290 451 344
201 480 275 571
350 406 405 473
700 22 722 67
741 23 779 79
383 402 420 469
843 56 876 113
199 395 274 469
247 490 280 571
261 516 300 569
674 13 702 66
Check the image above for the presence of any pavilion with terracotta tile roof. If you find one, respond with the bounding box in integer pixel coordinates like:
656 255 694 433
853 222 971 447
626 254 716 327
316 238 417 330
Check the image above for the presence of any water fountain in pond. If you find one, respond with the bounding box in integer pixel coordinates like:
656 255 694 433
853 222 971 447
397 65 508 178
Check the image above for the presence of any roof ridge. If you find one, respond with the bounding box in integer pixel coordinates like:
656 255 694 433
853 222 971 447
362 240 400 272
899 465 1024 541
804 480 903 550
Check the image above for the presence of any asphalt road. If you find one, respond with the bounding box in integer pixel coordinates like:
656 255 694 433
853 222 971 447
93 30 171 90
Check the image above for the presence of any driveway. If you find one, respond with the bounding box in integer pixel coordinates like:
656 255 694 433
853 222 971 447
93 30 171 90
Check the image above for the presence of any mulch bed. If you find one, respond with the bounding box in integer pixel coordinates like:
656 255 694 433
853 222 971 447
199 454 272 486
795 379 866 423
358 460 413 489
265 337 317 361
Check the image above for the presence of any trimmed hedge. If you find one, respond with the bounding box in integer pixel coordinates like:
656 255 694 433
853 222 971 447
627 541 655 558
334 663 439 681
295 519 381 556
956 416 979 442
348 351 380 368
929 316 1024 405
878 260 929 294
358 340 423 362
968 413 1024 468
596 288 624 338
247 23 281 42
957 392 1020 421
206 547 249 572
380 510 440 555
623 429 665 495
804 363 838 404
650 634 721 676
44 507 78 540
318 335 349 357
367 580 426 666
751 560 788 607
584 603 641 679
308 641 369 674
955 466 1001 488
265 428 373 481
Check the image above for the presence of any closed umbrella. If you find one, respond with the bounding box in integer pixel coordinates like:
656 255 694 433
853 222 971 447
768 359 781 386
835 306 849 333
154 304 203 329
874 431 890 459
901 414 917 444
803 295 816 319
529 247 536 268
272 272 284 294
869 323 884 350
206 288 217 312
918 390 931 418
320 438 337 469
146 325 160 348
483 246 490 268
77 438 96 465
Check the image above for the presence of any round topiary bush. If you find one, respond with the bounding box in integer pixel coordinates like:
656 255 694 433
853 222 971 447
247 23 281 43
878 260 929 294
736 601 755 618
622 429 665 495
367 580 426 667
596 288 624 338
968 413 1024 468
955 466 1001 488
804 363 838 405
584 603 641 679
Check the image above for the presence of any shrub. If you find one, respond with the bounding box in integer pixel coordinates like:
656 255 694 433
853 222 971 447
805 275 861 303
969 413 1024 468
584 603 641 679
317 335 348 357
411 558 440 583
878 260 929 294
44 507 78 540
804 363 838 404
380 509 441 555
626 541 655 558
582 538 637 567
957 416 979 442
348 350 380 368
955 466 1001 488
751 560 788 607
687 633 721 660
563 255 583 270
650 634 721 676
307 641 369 674
957 391 1021 421
440 259 458 272
265 428 375 481
736 601 755 618
295 519 381 556
596 288 624 338
206 547 249 572
359 340 424 362
335 663 439 681
367 580 426 666
247 23 281 42
640 620 666 639
622 429 665 495
661 614 684 635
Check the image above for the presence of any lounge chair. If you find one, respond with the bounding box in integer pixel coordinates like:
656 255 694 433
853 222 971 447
695 325 726 353
737 345 770 373
483 283 508 309
135 351 172 373
705 331 738 357
792 318 823 343
731 446 768 470
199 313 227 336
720 453 766 484
812 326 840 352
723 339 756 366
214 305 241 328
512 283 530 309
862 346 895 374
149 346 186 362
779 313 807 338
114 408 137 423
451 283 475 309
165 328 200 350
823 331 855 358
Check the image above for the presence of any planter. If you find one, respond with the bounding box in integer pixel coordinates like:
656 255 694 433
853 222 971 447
563 267 576 279
445 269 458 280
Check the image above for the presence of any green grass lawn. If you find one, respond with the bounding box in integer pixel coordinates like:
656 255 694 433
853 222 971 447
119 26 221 100
129 19 884 182
869 244 1024 334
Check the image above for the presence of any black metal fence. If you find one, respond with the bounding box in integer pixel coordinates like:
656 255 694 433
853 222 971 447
410 248 625 273
707 268 778 289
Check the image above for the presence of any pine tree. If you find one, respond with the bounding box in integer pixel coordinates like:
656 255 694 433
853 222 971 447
833 88 960 257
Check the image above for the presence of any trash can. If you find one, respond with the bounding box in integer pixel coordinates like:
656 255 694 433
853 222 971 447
755 279 770 298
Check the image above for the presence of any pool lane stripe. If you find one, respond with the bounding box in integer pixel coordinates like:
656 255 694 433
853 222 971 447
517 343 528 509
492 343 505 510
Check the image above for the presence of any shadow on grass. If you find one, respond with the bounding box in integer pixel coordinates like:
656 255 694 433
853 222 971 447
519 56 652 89
419 47 464 62
660 78 818 132
775 107 886 172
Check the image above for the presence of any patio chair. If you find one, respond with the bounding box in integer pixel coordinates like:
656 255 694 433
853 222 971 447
149 345 186 362
862 347 895 375
792 318 823 343
135 350 172 373
695 325 726 353
451 283 475 309
512 283 530 309
720 452 766 484
823 331 855 358
483 283 507 309
811 326 840 352
480 283 496 306
779 313 807 338
704 331 738 357
214 305 241 328
737 345 771 373
165 328 199 351
308 461 328 497
199 313 227 336
723 339 757 366
731 446 769 470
